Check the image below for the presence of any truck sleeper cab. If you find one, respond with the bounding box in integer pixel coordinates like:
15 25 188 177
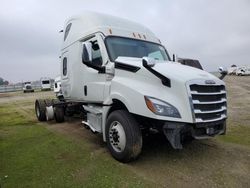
35 12 227 162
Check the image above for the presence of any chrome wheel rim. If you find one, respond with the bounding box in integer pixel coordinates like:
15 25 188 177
109 121 126 152
36 105 40 117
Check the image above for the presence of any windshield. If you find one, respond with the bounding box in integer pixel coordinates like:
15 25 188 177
42 80 50 84
105 37 170 62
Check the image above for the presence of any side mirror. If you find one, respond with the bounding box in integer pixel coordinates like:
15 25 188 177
172 54 178 62
218 66 228 80
172 54 176 62
82 42 93 63
142 57 156 67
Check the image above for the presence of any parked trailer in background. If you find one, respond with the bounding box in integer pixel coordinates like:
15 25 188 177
40 78 51 91
35 12 227 162
227 66 237 75
236 66 250 76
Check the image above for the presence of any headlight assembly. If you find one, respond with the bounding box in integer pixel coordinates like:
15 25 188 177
144 96 181 118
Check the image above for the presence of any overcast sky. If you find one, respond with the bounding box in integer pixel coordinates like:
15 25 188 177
0 0 250 83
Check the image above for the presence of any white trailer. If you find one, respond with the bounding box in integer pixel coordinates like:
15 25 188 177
227 66 237 75
40 78 51 91
35 12 227 162
236 66 250 76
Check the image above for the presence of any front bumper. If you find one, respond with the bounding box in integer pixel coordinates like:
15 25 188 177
23 89 34 92
163 119 226 149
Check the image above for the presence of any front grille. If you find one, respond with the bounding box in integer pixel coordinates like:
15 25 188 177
190 85 224 93
26 86 32 89
188 81 227 123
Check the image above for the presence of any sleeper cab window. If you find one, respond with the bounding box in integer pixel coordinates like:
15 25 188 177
64 23 72 41
63 57 67 76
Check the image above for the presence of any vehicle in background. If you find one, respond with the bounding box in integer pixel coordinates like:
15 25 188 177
177 58 203 70
40 78 51 91
54 76 63 99
236 66 250 76
227 66 237 75
23 82 34 93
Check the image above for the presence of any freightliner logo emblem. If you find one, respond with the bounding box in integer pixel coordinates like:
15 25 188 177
205 80 216 84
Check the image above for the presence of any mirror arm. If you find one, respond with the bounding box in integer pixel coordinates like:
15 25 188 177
142 59 171 87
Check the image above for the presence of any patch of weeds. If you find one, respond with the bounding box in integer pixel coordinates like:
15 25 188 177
0 105 32 126
218 125 250 146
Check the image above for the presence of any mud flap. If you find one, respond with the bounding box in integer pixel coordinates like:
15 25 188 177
163 123 184 149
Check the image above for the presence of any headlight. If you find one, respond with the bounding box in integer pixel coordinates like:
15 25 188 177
144 96 181 118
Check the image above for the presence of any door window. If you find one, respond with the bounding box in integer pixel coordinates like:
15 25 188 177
91 41 103 66
63 57 67 76
84 37 103 67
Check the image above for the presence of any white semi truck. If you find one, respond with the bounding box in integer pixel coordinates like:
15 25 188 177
35 12 227 162
23 82 34 93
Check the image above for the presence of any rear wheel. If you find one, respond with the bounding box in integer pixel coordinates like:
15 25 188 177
54 106 64 123
35 99 46 121
106 110 142 162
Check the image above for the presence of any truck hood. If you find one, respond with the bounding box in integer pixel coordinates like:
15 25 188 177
115 57 218 82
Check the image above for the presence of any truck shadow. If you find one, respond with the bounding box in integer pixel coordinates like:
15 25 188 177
133 133 222 164
47 116 224 166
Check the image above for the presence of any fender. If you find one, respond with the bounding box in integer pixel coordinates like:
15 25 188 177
103 92 132 112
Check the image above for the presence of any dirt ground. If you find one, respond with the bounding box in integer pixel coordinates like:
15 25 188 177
1 76 250 187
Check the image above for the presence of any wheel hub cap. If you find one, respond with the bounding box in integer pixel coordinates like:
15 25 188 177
109 121 126 152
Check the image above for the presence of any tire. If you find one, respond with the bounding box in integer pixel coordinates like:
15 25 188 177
35 99 46 121
45 106 54 121
105 110 142 162
54 106 64 123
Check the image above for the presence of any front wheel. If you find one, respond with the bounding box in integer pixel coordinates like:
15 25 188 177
105 110 142 162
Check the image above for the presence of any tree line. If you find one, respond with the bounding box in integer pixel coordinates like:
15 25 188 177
0 77 9 85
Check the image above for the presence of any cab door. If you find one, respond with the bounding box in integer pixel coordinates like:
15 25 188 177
81 35 107 102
